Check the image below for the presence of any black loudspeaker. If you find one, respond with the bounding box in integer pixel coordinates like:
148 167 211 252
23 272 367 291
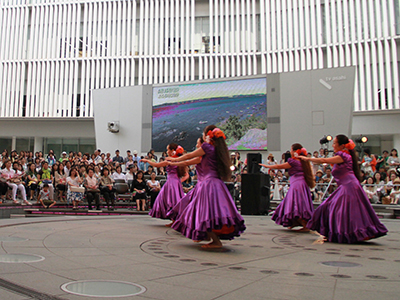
241 173 270 215
247 153 262 174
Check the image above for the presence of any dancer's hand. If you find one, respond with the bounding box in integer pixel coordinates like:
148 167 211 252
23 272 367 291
140 159 148 163
165 157 176 162
259 163 269 168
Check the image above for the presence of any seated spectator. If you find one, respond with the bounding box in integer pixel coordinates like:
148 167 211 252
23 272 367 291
94 165 101 178
373 172 386 202
157 166 166 176
100 168 115 210
66 167 84 209
79 165 87 179
124 150 132 166
38 161 54 200
363 176 379 203
84 168 101 210
149 149 158 161
26 163 39 202
147 171 161 208
53 163 66 201
314 178 326 202
390 178 400 205
38 183 56 208
35 157 42 173
182 176 194 194
46 152 57 167
81 154 90 165
315 169 323 182
385 172 398 202
64 161 72 177
112 165 126 182
59 151 68 162
125 165 136 183
125 155 135 170
104 152 112 165
1 160 31 205
132 170 147 211
144 165 155 176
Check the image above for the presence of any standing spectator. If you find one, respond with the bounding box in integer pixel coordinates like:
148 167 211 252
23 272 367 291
388 148 400 167
125 155 134 169
361 148 377 175
376 150 389 171
113 150 124 164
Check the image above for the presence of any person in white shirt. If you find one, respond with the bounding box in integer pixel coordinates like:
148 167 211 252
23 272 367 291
112 165 126 182
1 160 31 205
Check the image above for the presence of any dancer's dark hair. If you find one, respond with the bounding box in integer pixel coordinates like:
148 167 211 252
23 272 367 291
203 125 232 181
167 143 186 178
291 143 315 188
336 134 362 182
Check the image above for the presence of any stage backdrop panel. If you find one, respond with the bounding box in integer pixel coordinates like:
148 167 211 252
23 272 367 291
267 67 356 152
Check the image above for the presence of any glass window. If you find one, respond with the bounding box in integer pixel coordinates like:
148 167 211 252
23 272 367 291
0 138 12 154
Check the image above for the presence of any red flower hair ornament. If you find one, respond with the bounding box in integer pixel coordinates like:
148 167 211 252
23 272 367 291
293 147 307 158
344 139 355 150
207 128 226 140
172 145 184 157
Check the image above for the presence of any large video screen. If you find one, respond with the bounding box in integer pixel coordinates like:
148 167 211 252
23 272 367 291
152 77 267 152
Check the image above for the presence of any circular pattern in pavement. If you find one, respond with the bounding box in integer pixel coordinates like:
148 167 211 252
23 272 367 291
0 236 28 242
61 280 146 297
0 254 45 263
319 261 361 268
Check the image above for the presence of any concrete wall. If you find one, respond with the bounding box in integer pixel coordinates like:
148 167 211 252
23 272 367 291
267 67 356 153
93 85 152 155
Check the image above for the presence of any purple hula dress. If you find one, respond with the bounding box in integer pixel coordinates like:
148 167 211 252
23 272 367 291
272 158 314 227
166 159 204 221
307 151 388 243
149 165 184 219
172 142 246 241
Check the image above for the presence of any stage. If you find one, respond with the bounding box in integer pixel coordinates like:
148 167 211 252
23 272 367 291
0 215 398 299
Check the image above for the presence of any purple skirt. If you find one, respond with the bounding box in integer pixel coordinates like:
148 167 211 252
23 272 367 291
149 176 184 220
166 185 198 221
172 177 246 241
307 176 388 243
272 175 314 227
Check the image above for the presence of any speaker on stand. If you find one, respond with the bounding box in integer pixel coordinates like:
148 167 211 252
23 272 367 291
241 173 270 215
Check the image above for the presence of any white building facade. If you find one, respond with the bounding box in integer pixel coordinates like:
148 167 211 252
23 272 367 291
0 0 399 155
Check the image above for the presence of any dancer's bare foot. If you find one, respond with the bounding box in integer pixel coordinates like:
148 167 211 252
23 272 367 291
165 221 174 227
201 242 223 249
193 238 211 243
297 227 310 232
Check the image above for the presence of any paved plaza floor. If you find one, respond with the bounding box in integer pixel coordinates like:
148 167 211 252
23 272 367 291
0 215 398 299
